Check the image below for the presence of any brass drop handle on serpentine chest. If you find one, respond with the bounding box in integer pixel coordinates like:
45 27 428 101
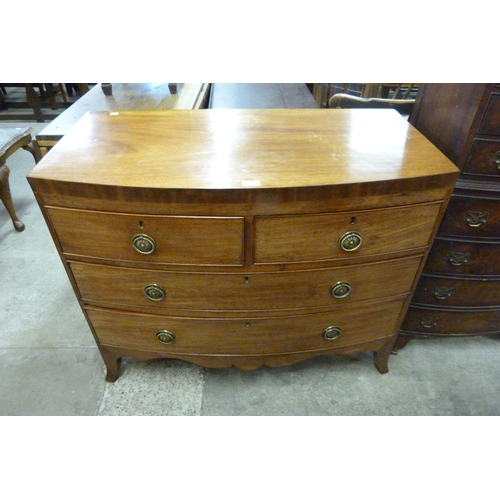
156 330 175 344
339 231 362 252
448 251 470 266
433 286 454 300
144 284 166 301
465 210 489 228
132 234 156 255
420 317 437 329
323 326 341 341
494 151 500 169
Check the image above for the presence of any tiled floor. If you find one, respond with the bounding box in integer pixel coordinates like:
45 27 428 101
2 117 500 416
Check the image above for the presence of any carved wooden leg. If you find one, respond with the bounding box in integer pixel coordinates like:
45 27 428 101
0 165 24 231
374 338 396 374
98 346 122 382
22 141 42 164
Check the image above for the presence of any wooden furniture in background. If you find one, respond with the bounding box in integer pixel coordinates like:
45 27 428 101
361 84 416 99
0 127 41 231
28 109 457 381
311 84 417 108
329 93 415 116
397 83 500 347
35 83 210 156
0 84 89 122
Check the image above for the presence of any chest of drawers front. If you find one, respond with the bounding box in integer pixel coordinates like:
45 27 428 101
399 84 500 345
27 109 458 380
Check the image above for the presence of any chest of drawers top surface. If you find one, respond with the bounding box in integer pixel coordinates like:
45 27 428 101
27 109 458 193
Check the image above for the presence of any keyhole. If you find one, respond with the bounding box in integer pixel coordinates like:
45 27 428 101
350 217 356 225
139 220 144 229
244 277 250 284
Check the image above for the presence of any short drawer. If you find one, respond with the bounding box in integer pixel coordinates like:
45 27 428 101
254 202 442 264
438 196 500 239
70 255 422 312
46 207 244 266
401 306 500 336
463 139 500 179
478 93 500 136
412 275 500 308
424 238 500 276
87 298 405 356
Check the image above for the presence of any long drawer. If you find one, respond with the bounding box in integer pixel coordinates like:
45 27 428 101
70 256 421 312
254 202 442 264
424 238 500 276
439 196 500 239
87 298 404 356
412 275 500 308
46 207 244 266
402 306 500 336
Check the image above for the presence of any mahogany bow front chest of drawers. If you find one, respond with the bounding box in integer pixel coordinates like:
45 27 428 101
27 109 458 381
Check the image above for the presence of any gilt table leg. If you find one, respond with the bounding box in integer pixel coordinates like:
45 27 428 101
0 165 25 231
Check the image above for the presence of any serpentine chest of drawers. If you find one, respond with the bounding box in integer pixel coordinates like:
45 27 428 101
27 109 458 381
397 84 500 347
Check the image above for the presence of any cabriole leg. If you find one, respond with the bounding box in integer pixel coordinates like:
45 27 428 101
0 165 25 231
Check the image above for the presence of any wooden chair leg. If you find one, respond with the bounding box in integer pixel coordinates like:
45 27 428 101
24 84 44 122
58 83 68 102
0 164 25 231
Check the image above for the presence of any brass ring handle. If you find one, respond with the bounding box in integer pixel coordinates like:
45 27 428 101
132 234 156 255
323 326 341 341
465 210 489 227
330 282 351 299
144 284 166 301
156 330 175 344
339 231 362 252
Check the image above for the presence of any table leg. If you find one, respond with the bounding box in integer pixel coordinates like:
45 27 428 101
0 165 25 231
22 141 43 163
24 84 44 122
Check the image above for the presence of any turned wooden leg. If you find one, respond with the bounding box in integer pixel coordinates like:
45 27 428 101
374 338 396 374
0 165 25 231
99 346 122 382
